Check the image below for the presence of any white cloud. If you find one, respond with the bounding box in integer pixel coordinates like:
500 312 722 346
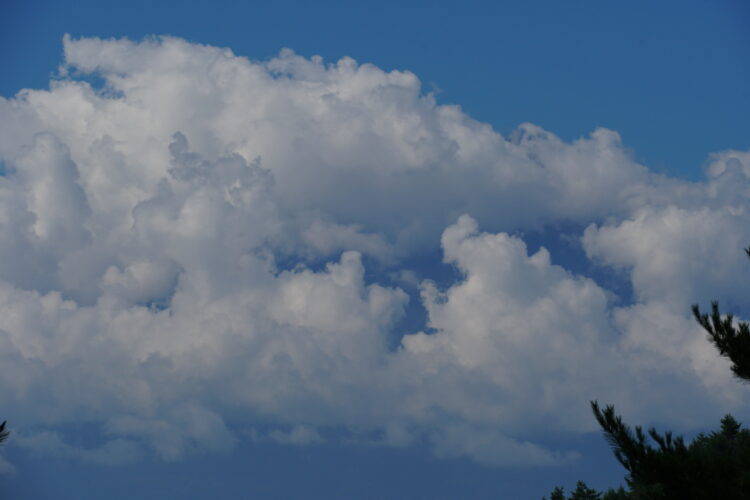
0 455 16 476
0 35 749 468
583 205 750 308
14 430 141 466
104 404 237 461
429 424 580 468
268 425 325 446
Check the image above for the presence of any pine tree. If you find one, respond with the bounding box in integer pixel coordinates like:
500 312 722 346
543 481 628 500
0 421 7 443
544 486 565 500
691 247 750 382
569 481 602 500
590 402 750 499
544 246 750 499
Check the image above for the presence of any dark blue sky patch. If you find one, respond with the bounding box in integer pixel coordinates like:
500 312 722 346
1 431 631 500
518 222 636 307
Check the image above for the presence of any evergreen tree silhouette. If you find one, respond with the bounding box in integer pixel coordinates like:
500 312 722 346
544 246 750 499
692 247 750 382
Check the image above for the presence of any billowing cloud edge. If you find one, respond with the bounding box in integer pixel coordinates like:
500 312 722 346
0 35 749 468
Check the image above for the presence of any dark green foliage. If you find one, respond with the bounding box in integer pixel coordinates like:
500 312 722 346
0 421 7 443
692 301 750 382
569 481 602 500
691 246 750 382
542 482 601 500
543 246 750 500
543 482 628 500
544 486 565 500
591 403 750 499
544 411 750 500
600 487 629 500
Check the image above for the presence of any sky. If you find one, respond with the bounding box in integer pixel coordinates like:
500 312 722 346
0 1 749 498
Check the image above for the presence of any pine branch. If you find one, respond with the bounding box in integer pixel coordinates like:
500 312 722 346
591 401 647 474
692 301 750 382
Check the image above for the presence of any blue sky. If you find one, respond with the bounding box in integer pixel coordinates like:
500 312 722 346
3 0 749 179
1 1 749 499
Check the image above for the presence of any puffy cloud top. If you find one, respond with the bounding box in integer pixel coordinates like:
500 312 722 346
1 35 749 467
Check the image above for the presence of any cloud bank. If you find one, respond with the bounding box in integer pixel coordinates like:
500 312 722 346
0 35 749 467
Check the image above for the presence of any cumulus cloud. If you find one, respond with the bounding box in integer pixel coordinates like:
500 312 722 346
0 34 749 468
14 431 141 466
583 205 750 308
429 424 580 468
0 455 16 476
268 425 325 446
